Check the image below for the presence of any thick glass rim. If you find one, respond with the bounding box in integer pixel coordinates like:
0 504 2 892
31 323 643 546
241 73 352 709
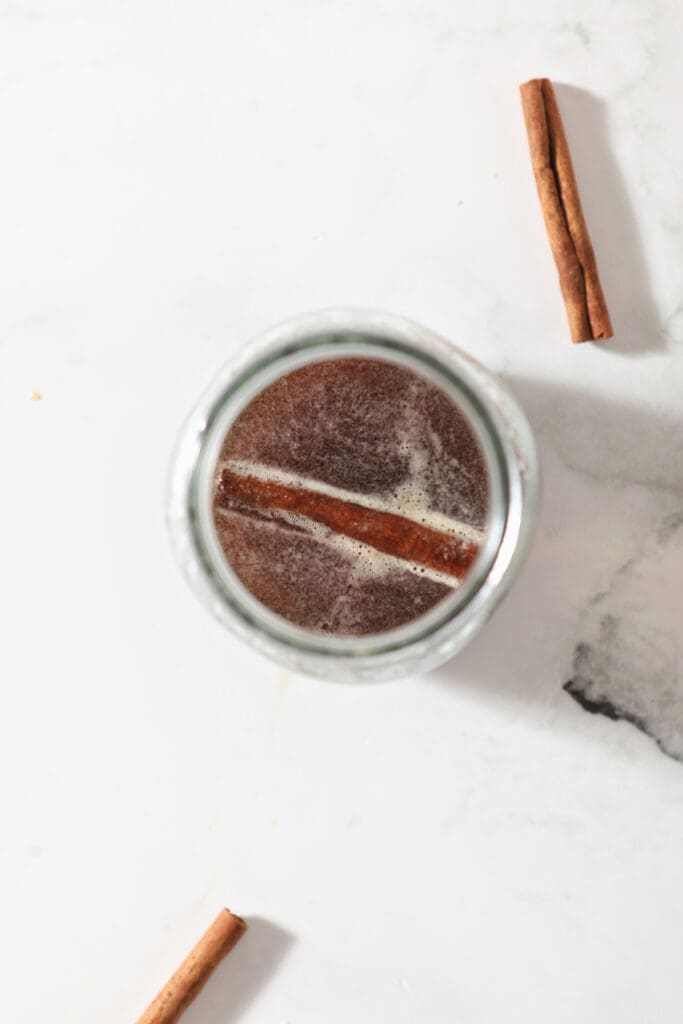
168 310 528 663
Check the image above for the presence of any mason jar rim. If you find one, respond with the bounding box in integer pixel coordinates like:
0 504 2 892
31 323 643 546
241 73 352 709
167 309 540 680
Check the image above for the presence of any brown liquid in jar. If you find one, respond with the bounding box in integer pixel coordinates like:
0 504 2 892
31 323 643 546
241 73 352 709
212 357 489 636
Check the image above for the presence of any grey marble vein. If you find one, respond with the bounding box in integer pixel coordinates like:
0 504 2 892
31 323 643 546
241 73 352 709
565 511 683 761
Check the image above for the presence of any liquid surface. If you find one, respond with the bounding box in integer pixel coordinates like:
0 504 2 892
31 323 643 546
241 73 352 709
212 357 489 636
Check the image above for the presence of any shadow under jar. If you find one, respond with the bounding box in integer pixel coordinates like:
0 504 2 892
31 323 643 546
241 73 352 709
168 311 540 681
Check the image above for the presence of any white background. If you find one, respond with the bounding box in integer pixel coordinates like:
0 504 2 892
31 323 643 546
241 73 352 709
1 2 682 1022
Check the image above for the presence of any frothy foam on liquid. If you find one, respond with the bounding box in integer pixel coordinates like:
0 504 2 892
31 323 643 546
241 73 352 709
212 357 490 637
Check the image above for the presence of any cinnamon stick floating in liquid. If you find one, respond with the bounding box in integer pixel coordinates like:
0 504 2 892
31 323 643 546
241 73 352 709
216 468 479 581
136 909 247 1024
519 77 612 343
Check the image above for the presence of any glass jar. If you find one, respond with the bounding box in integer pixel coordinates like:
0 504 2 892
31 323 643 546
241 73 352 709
167 310 540 681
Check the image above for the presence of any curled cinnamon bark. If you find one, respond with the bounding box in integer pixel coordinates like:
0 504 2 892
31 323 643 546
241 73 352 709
136 909 247 1024
520 78 613 343
216 468 479 580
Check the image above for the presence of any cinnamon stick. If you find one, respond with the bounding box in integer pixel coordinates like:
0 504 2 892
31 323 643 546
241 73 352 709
216 468 479 580
519 77 612 343
136 909 247 1024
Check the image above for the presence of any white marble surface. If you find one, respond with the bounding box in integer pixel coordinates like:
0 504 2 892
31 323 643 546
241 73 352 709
1 2 682 1021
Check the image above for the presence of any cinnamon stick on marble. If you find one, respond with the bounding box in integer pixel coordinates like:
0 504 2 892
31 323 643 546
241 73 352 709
136 909 247 1024
520 77 612 343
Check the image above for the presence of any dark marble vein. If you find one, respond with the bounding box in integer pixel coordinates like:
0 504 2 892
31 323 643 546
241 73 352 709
565 513 683 763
